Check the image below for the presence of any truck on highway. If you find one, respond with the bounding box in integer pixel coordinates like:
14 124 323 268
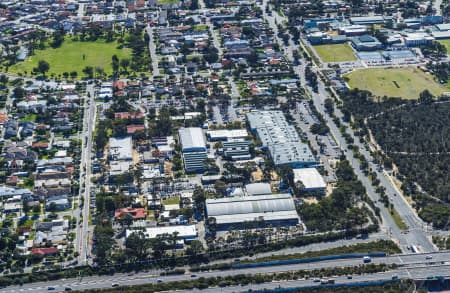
320 278 335 285
363 256 371 263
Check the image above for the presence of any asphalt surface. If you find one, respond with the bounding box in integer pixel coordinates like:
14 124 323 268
74 84 96 264
146 25 160 77
2 251 450 292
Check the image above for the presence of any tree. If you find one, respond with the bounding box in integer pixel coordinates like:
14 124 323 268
120 58 130 73
193 186 206 215
37 60 50 76
419 89 434 104
13 87 25 99
95 66 104 78
186 240 203 260
112 55 120 75
82 66 94 79
324 98 334 114
125 231 150 259
70 71 78 79
214 180 227 196
50 29 64 48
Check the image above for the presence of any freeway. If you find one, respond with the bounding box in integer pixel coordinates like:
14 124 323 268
74 83 96 264
180 265 449 293
261 1 436 253
2 251 450 292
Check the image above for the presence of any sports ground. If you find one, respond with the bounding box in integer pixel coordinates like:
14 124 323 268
344 67 446 100
10 38 131 78
313 43 357 63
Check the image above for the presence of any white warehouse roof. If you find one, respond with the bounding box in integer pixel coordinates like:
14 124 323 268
293 168 327 190
109 136 132 160
126 225 197 239
206 194 299 225
206 129 248 140
178 127 206 152
245 182 272 196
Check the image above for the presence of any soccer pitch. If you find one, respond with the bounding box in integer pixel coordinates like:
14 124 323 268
344 67 446 100
313 43 357 63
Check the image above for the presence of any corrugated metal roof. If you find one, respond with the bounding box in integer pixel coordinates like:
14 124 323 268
178 127 206 151
206 194 296 217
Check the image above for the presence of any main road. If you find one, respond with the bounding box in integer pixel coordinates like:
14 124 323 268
261 0 435 253
3 251 450 292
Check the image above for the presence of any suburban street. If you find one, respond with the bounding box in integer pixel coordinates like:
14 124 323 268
74 83 96 264
146 25 160 77
3 251 450 292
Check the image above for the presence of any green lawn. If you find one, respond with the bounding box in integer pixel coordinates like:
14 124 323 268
10 38 131 78
162 196 180 205
390 207 408 230
344 67 446 100
20 114 37 122
313 43 357 63
438 39 450 54
158 0 179 4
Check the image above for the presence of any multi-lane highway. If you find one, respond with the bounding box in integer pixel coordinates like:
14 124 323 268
2 251 450 292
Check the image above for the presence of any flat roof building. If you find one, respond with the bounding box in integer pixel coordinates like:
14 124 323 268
222 140 251 161
245 182 272 196
206 194 299 230
109 137 132 160
179 127 206 152
293 168 327 192
206 129 248 141
351 35 383 51
246 111 317 168
126 225 197 242
350 16 385 25
178 128 207 173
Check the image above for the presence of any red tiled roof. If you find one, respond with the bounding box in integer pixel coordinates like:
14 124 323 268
32 247 58 255
32 142 49 149
0 112 9 123
114 208 147 220
115 112 144 119
113 81 125 90
127 125 145 134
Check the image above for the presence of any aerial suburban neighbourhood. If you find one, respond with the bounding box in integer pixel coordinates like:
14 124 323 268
0 0 448 292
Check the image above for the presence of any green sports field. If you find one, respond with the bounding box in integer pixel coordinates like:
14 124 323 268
438 39 450 53
9 38 131 78
313 43 357 63
344 67 446 100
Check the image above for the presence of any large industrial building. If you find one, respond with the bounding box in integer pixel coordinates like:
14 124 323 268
293 168 327 193
205 194 299 230
126 225 198 244
178 127 207 173
246 111 317 168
